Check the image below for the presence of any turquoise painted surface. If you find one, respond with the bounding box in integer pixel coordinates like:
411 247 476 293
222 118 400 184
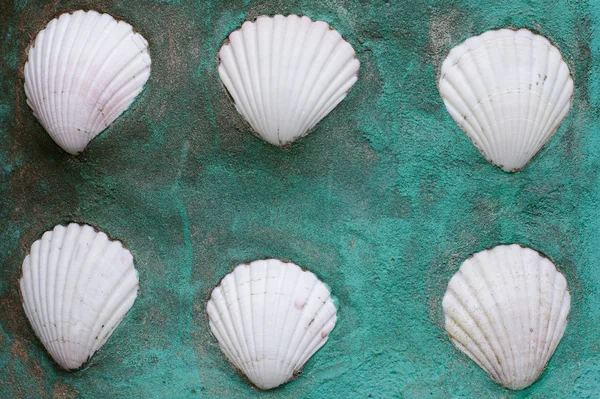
1 0 599 397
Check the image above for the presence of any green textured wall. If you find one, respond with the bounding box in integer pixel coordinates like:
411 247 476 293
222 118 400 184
1 0 599 397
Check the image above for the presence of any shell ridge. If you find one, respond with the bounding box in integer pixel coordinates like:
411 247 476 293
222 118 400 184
281 273 321 376
233 29 267 139
286 30 341 139
516 42 540 170
244 22 270 143
76 245 132 352
518 247 536 384
279 17 314 144
291 295 336 368
249 262 265 387
223 272 255 380
47 14 72 149
269 17 285 142
286 277 334 371
440 80 494 160
269 265 304 385
303 54 358 133
532 258 548 381
445 280 508 381
57 12 87 152
37 235 56 359
39 21 57 136
218 50 259 133
493 249 524 385
463 258 516 381
209 291 252 379
525 50 561 167
44 16 66 149
268 260 289 386
259 260 278 387
277 16 300 142
446 40 498 161
284 22 330 142
295 310 336 368
529 70 572 167
479 35 507 165
61 12 100 153
529 264 558 385
257 17 274 142
294 37 354 137
79 26 133 138
86 271 138 354
62 226 105 368
61 226 99 367
95 70 150 131
466 254 517 382
539 274 568 371
87 50 150 134
440 49 499 158
303 67 357 133
30 240 52 355
232 266 258 384
53 224 85 367
44 227 66 363
64 14 115 152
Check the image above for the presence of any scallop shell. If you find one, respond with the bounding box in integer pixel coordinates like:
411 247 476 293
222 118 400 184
19 223 139 370
438 29 573 172
24 10 151 155
206 259 337 390
218 15 360 146
442 244 570 390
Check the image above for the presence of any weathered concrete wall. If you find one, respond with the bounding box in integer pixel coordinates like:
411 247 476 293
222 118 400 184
0 0 599 397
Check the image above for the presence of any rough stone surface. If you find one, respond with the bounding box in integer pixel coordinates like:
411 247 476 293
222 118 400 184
1 0 599 398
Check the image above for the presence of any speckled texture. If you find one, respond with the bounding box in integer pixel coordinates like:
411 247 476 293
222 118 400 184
0 0 599 398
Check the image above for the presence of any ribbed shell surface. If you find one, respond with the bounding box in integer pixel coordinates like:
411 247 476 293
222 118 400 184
24 10 151 155
19 223 139 370
438 29 573 172
218 15 360 146
442 244 570 390
206 259 338 390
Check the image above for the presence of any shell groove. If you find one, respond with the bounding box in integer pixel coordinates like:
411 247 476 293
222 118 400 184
19 223 139 370
218 15 360 146
24 10 151 155
443 244 570 390
438 29 573 172
206 259 338 390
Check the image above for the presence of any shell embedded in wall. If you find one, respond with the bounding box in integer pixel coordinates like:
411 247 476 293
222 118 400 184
206 258 338 389
19 223 139 370
438 29 573 172
24 10 151 155
218 15 360 146
442 244 570 390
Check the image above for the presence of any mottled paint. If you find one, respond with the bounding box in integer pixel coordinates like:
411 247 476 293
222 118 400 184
1 0 599 398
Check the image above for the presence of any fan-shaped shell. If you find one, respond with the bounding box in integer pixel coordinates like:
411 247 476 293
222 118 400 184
218 15 360 146
438 29 573 172
442 244 570 390
206 259 338 390
24 10 151 155
19 223 139 370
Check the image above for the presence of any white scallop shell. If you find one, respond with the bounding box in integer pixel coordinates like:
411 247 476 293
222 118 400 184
19 223 139 370
439 29 573 172
206 259 337 390
443 244 570 390
218 15 360 146
24 10 151 155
